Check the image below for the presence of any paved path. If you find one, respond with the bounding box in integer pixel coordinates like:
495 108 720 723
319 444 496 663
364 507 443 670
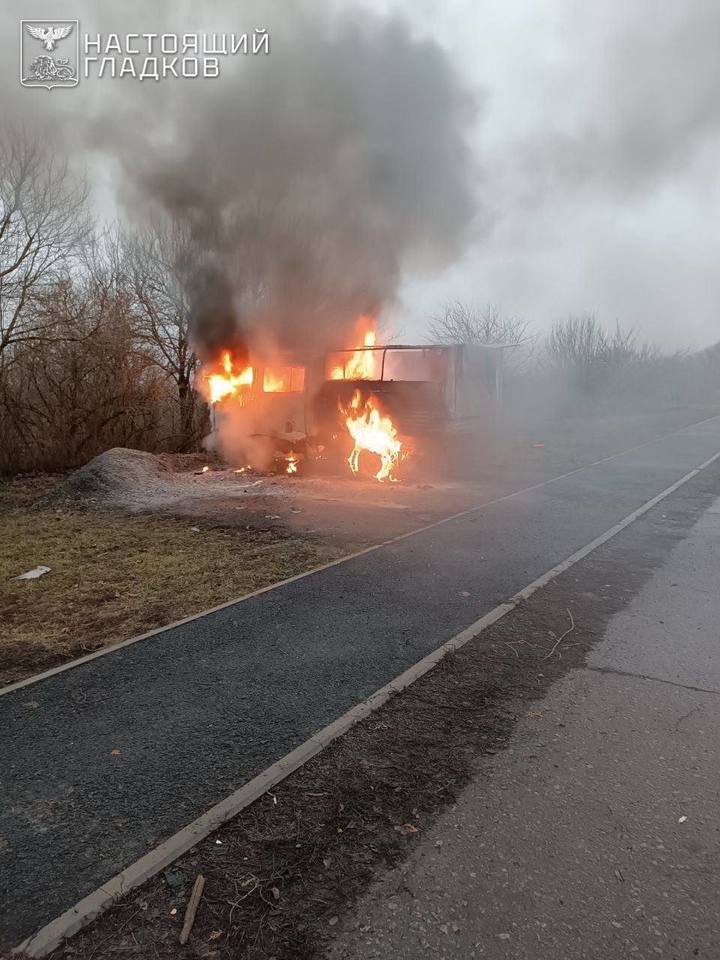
327 492 720 959
2 419 720 944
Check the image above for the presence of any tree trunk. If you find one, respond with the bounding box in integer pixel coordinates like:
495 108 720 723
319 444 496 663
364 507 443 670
177 377 196 452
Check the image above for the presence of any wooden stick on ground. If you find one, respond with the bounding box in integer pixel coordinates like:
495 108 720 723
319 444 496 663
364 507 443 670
179 874 205 945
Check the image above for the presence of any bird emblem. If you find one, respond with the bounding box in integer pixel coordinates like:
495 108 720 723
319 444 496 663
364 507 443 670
25 23 74 51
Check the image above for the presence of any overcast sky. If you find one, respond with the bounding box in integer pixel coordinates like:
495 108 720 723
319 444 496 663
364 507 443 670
2 1 718 350
389 0 720 350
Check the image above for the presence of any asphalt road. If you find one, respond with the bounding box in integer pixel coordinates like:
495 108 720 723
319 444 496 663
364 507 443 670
2 418 720 945
327 491 720 959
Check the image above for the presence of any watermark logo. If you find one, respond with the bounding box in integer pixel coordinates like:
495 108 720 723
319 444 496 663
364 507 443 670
20 20 79 89
19 23 269 87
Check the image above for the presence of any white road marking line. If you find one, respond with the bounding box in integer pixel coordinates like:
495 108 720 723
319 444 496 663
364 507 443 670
15 446 720 958
3 414 719 697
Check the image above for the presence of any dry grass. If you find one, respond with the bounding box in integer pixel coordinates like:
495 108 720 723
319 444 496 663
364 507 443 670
0 476 344 687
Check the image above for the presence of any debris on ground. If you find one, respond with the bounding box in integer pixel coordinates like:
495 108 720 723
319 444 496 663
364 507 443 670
163 868 186 894
13 565 51 581
179 875 205 945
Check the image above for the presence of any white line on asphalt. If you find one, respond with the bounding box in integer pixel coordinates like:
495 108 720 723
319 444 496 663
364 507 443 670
3 414 720 698
15 446 720 958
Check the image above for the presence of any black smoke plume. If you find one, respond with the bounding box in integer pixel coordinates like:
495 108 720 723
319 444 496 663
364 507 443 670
90 4 479 359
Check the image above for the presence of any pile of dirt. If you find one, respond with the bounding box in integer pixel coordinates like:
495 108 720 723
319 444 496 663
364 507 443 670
36 448 280 513
40 448 173 508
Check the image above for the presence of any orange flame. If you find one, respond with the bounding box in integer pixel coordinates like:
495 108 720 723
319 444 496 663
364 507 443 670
263 366 306 393
329 317 379 381
205 350 254 404
341 389 403 482
286 453 299 474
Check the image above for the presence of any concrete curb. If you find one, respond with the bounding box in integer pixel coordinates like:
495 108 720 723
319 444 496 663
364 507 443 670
15 447 720 958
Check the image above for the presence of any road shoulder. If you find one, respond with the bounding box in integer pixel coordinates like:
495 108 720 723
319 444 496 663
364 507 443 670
327 496 720 959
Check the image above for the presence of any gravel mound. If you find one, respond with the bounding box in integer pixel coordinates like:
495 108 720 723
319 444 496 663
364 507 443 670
42 448 172 508
39 448 283 512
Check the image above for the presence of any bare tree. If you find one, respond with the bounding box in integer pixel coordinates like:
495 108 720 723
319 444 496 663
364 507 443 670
0 275 170 473
120 222 204 451
429 302 530 346
546 313 609 369
0 127 88 362
545 314 670 403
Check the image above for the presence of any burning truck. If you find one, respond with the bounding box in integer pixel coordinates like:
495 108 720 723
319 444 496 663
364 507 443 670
200 322 506 483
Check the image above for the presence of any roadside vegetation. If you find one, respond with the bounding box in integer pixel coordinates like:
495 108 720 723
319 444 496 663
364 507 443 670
431 303 720 436
0 128 206 475
2 124 719 477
